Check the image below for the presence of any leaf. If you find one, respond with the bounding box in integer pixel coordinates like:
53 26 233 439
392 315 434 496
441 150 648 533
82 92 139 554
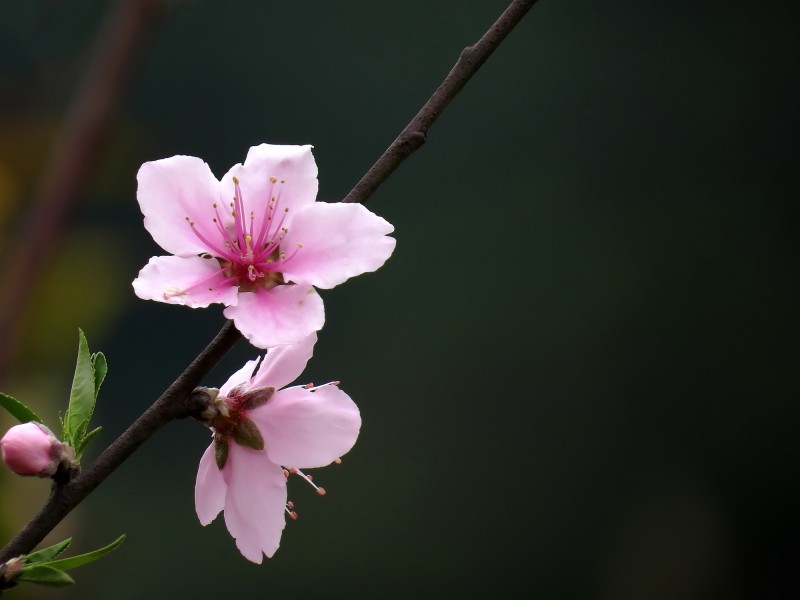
24 539 72 565
63 330 96 449
17 565 75 587
77 426 102 456
45 534 126 571
91 352 107 398
0 393 43 424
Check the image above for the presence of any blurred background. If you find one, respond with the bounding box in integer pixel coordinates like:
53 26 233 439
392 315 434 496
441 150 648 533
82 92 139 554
0 0 798 598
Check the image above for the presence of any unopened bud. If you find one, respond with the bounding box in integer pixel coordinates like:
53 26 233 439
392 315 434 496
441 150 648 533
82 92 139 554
0 556 23 583
0 422 72 477
193 387 225 425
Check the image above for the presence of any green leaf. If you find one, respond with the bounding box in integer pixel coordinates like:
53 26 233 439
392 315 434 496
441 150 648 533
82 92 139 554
17 565 75 587
24 539 72 565
91 352 107 398
77 426 102 456
45 534 126 571
0 393 43 424
63 330 96 449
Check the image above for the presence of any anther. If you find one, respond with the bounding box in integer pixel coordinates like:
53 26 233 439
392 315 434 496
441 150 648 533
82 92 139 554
232 176 240 184
269 176 277 183
333 458 342 465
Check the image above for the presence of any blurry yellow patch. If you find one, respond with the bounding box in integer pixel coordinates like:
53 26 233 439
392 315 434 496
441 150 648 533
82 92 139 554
18 230 133 366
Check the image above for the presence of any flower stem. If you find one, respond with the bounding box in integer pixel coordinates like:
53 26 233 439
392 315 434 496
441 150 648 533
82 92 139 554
0 322 242 563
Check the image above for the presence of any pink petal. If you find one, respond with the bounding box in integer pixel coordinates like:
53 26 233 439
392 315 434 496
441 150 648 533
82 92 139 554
219 144 318 240
250 332 317 390
280 202 396 289
222 444 287 563
195 443 226 526
223 285 324 349
132 255 239 308
252 385 361 468
219 358 261 397
137 156 226 257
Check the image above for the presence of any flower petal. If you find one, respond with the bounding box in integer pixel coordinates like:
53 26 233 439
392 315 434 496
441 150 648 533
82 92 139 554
280 202 396 289
132 255 239 307
223 285 324 349
220 357 261 397
219 144 318 241
137 156 225 257
222 445 287 563
250 332 317 390
195 443 226 526
252 385 361 468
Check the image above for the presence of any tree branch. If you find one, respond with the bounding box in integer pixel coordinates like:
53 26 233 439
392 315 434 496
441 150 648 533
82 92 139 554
0 322 242 563
343 0 540 204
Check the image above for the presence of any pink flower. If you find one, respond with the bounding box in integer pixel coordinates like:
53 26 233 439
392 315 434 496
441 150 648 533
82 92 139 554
194 333 361 563
0 422 67 477
132 144 395 348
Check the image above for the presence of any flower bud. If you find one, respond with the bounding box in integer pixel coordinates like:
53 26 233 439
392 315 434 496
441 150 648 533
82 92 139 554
0 556 23 584
0 422 69 477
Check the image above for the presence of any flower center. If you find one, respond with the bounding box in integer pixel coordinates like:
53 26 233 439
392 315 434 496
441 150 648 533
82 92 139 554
179 175 303 296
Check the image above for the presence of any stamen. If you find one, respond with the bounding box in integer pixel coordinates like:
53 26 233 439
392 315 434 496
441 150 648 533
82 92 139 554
213 204 237 248
163 269 237 300
289 468 326 496
258 203 289 257
278 242 303 266
232 180 248 251
285 503 298 520
305 381 341 392
186 218 238 263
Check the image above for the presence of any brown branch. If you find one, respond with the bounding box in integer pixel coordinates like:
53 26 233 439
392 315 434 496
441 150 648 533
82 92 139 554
0 0 539 565
0 0 165 384
0 322 242 563
343 0 540 204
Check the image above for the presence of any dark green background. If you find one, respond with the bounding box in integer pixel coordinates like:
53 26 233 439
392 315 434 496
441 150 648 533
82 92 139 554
1 1 798 598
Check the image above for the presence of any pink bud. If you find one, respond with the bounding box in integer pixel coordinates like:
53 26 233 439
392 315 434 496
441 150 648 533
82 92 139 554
0 422 62 477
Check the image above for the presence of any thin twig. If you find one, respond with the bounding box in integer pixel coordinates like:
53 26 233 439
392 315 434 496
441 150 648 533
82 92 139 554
0 322 242 563
343 0 539 204
0 0 165 384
